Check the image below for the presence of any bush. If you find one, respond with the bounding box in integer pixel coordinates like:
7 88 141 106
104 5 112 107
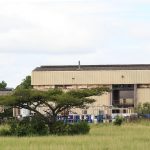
136 103 150 115
0 128 11 136
49 121 68 135
0 118 90 136
69 121 90 135
9 118 30 136
29 116 48 135
0 124 11 136
8 116 48 136
49 121 90 135
113 116 124 126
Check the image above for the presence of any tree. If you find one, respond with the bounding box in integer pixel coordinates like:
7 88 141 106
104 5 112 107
136 103 150 115
0 87 109 132
0 81 7 90
0 107 13 120
16 76 32 89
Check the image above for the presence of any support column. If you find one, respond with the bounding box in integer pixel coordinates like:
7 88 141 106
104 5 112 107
110 85 113 116
134 84 137 107
110 85 113 106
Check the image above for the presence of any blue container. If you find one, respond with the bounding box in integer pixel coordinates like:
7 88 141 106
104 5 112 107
68 115 73 120
74 115 80 122
143 114 150 119
68 115 74 123
86 115 92 123
97 115 103 122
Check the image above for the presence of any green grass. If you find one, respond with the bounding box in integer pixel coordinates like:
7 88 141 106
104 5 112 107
0 122 150 150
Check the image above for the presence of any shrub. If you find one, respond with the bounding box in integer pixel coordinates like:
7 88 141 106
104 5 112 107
8 118 29 136
0 118 90 136
113 116 124 126
49 121 90 135
49 121 68 135
8 116 48 136
29 116 48 135
136 103 150 115
68 121 90 135
0 128 11 136
0 124 11 136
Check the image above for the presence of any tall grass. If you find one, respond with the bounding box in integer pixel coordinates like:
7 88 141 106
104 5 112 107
0 122 150 150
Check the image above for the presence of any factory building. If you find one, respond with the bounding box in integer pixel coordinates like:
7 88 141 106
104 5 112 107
31 64 150 117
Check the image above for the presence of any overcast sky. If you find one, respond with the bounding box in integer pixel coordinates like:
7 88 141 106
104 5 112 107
0 0 150 87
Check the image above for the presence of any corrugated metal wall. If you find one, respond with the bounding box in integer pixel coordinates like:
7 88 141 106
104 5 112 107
71 93 111 115
32 70 150 85
137 88 150 104
32 70 150 105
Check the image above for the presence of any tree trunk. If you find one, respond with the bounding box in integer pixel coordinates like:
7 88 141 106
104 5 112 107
47 112 57 133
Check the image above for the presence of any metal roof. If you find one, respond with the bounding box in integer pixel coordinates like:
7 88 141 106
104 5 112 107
0 88 13 91
33 64 150 71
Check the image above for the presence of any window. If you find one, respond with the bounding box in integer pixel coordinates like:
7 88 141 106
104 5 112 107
112 109 120 114
123 109 127 113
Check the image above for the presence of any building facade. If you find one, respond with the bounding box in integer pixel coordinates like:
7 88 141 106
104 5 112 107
31 64 150 117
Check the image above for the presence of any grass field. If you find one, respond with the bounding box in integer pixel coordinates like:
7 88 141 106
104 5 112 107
0 122 150 150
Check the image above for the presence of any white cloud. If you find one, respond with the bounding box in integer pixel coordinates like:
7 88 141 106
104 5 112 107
0 0 150 87
0 1 111 54
128 23 150 39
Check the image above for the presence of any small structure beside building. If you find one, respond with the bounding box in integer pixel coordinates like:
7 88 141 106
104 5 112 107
0 88 13 96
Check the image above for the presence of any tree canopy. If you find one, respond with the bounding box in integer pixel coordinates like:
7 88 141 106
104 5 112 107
0 81 7 90
0 87 109 131
16 76 32 89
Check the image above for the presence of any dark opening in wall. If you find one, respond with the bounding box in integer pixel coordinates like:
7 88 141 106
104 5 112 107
112 109 120 114
112 84 134 108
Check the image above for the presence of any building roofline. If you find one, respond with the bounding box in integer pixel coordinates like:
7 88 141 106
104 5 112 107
33 64 150 71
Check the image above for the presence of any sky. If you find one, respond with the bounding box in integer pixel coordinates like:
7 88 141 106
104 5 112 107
0 0 150 88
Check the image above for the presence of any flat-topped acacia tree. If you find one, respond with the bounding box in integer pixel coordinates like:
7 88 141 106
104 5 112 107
0 87 109 131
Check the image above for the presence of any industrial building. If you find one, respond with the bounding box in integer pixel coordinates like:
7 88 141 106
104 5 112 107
31 64 150 117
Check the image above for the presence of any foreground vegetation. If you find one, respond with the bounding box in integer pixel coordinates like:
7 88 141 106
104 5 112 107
0 87 109 132
0 121 150 150
0 118 90 136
